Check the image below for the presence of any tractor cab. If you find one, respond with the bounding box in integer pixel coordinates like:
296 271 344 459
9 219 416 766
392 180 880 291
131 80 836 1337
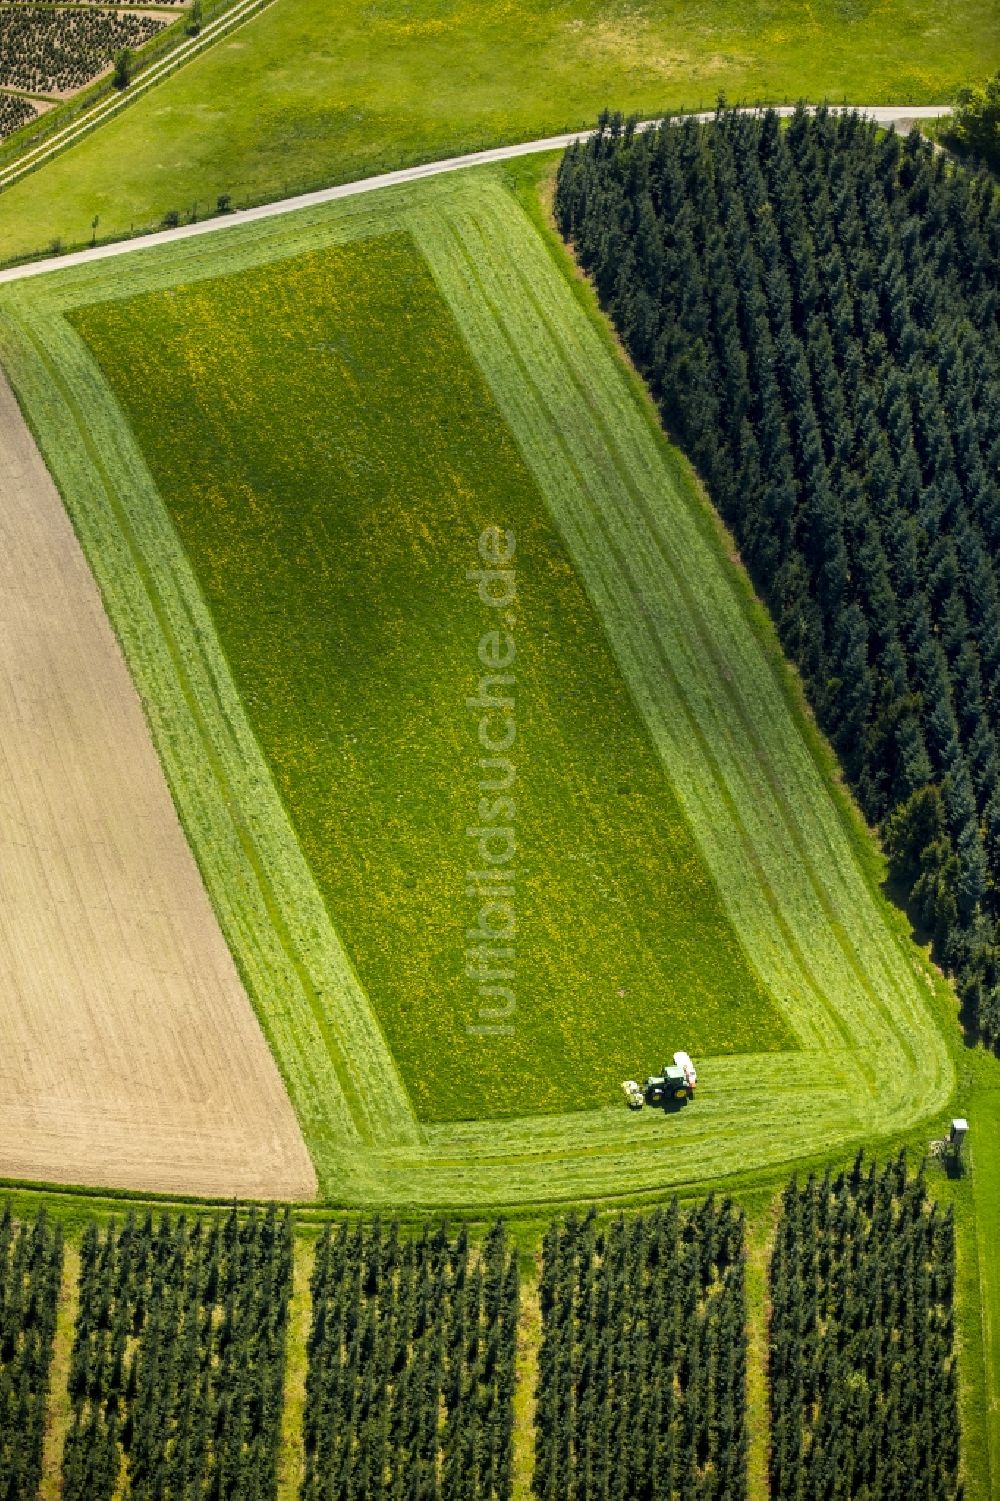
645 1065 689 1104
626 1050 697 1110
645 1059 695 1106
671 1051 697 1093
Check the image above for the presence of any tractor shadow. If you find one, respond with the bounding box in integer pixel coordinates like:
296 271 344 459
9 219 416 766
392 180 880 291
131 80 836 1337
644 1094 692 1115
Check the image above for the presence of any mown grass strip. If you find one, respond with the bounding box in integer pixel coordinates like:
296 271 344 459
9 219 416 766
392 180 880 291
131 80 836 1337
411 174 952 1130
0 288 419 1191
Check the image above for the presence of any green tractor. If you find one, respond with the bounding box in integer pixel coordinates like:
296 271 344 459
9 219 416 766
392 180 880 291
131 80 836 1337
623 1052 697 1110
644 1051 697 1107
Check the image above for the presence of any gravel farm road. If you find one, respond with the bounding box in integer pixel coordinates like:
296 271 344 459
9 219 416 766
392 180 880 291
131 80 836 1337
0 105 951 286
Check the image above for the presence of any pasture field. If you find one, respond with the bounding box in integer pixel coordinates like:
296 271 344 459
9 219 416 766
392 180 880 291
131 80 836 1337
0 365 315 1201
0 164 955 1206
68 231 789 1123
0 0 997 263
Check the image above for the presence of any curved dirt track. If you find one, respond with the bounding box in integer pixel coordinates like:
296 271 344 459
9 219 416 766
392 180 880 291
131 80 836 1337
0 370 317 1199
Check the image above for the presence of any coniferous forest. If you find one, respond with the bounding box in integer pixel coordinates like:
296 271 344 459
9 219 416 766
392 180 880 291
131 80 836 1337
770 1153 959 1500
0 1204 63 1501
555 108 1000 1045
60 1206 293 1501
302 1219 519 1501
533 1199 747 1501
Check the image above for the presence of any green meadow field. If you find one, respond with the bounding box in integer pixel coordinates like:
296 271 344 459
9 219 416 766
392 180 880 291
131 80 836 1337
0 0 997 263
69 233 790 1123
0 163 954 1204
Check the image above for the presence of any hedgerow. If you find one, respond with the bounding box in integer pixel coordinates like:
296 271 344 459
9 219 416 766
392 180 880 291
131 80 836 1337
302 1219 518 1500
770 1153 959 1500
943 71 1000 173
534 1200 747 1500
0 7 164 95
0 1203 63 1501
556 107 1000 1046
61 1206 292 1501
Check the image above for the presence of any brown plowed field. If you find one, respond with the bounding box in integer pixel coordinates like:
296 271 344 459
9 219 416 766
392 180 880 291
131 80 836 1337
0 371 317 1199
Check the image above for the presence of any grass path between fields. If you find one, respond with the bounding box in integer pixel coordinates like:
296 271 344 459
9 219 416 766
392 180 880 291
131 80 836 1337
970 1059 1000 1488
0 165 955 1207
38 1241 79 1501
744 1197 778 1501
277 1235 313 1501
512 1253 541 1501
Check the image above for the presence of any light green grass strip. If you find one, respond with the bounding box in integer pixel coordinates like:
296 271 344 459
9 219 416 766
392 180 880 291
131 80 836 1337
0 281 420 1190
0 168 956 1208
971 1070 1000 1487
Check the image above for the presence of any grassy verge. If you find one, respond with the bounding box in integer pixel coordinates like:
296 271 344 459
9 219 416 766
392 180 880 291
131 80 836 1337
277 1234 313 1501
969 1054 1000 1489
512 1251 541 1501
744 1192 778 1501
0 0 997 264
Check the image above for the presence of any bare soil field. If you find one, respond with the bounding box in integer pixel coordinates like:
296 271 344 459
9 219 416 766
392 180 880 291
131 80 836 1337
0 370 316 1199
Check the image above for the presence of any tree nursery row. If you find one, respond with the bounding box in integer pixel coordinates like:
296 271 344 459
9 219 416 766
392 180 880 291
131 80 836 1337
0 7 163 96
0 1166 960 1498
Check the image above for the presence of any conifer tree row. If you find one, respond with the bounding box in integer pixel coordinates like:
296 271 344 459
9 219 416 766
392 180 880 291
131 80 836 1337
0 1202 63 1501
533 1199 747 1501
555 108 1000 1045
60 1204 293 1501
301 1218 518 1501
0 90 35 140
769 1153 959 1500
